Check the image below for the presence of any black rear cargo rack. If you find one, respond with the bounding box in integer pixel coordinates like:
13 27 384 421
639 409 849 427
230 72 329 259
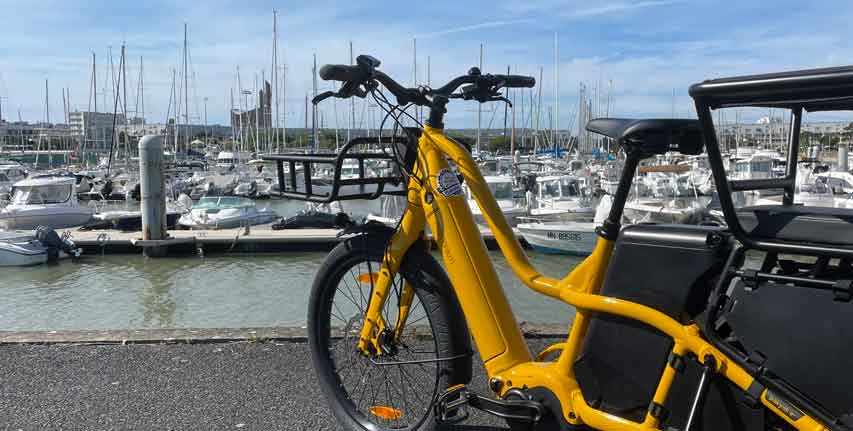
262 135 414 203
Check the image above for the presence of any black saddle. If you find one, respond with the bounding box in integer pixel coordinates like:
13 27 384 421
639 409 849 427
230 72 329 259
586 118 704 157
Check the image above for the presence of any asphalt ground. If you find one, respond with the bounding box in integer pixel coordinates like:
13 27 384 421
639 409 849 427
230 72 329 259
0 338 561 431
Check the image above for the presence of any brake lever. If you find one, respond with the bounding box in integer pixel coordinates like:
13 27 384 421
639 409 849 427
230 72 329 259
352 86 367 98
312 91 336 105
490 96 512 107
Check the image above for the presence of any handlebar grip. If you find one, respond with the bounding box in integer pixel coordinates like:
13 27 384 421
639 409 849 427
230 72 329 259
319 64 363 82
498 75 536 88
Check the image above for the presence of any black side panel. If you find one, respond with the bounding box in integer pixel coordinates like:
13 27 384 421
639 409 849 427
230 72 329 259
727 278 853 419
574 224 731 422
665 359 765 430
574 316 672 422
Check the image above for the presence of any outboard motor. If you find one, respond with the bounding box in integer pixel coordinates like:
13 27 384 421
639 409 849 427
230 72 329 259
100 179 114 199
129 183 141 201
34 226 82 262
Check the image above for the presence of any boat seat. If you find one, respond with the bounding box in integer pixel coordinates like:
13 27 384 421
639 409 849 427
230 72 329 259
586 118 703 156
737 205 853 246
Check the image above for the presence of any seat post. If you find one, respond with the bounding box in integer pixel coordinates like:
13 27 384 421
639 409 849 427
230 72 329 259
599 154 640 240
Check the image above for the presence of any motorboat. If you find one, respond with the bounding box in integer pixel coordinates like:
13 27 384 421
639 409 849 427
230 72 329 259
178 196 279 229
517 221 598 255
464 175 527 227
517 194 612 255
527 175 595 221
81 203 187 232
215 151 252 172
0 162 27 194
0 227 82 267
816 171 853 195
623 197 708 224
0 231 48 266
0 171 13 197
0 176 94 230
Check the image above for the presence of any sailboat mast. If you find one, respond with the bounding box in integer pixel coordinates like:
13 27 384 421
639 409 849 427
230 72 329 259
503 65 509 142
139 56 145 127
121 43 128 164
255 73 260 155
183 23 189 156
61 88 67 155
413 38 418 124
272 9 279 152
510 69 516 161
282 64 287 147
312 53 318 151
172 68 178 159
535 67 543 154
349 41 354 142
230 87 235 144
477 43 483 154
427 56 431 86
554 32 559 153
42 79 48 167
237 66 243 153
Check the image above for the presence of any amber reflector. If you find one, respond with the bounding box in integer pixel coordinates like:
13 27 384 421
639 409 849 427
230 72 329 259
369 405 403 420
357 272 379 284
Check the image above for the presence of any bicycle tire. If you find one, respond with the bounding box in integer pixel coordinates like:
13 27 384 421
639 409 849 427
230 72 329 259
308 232 470 430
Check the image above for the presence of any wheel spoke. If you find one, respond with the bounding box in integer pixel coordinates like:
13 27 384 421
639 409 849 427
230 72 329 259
318 255 443 430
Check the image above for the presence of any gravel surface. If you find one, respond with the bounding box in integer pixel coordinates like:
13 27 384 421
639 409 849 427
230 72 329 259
0 338 561 430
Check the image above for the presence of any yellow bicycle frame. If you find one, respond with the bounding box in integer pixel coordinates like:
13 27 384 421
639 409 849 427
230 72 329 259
357 125 828 431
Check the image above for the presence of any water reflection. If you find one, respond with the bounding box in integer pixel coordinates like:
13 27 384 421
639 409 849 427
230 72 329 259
136 257 180 327
1 248 577 332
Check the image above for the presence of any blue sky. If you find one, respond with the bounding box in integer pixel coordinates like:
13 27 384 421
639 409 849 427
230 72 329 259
0 0 851 130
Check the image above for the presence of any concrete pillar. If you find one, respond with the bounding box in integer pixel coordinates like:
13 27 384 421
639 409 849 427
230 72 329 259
839 145 849 173
139 135 167 257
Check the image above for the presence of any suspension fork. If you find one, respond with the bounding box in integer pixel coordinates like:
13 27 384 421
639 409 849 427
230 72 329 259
392 281 416 342
356 170 427 355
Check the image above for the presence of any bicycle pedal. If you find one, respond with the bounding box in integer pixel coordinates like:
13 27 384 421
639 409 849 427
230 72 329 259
435 385 543 425
435 384 470 425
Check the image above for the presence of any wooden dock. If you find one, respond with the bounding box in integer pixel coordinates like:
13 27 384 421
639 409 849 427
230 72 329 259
67 225 524 255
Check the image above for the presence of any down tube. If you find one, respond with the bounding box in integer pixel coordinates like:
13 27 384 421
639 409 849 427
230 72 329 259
418 133 532 375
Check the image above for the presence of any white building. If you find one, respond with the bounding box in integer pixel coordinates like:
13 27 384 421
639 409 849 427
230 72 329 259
717 120 851 148
69 111 126 151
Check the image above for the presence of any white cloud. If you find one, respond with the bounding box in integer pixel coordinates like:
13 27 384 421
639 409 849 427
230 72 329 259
416 19 533 39
561 0 687 19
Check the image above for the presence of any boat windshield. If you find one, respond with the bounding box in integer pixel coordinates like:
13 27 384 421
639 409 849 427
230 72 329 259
561 178 582 197
194 196 254 209
11 185 72 204
491 182 514 200
539 180 561 199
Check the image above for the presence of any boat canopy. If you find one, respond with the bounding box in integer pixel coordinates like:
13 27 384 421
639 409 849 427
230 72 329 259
193 196 255 209
13 176 75 187
11 182 73 205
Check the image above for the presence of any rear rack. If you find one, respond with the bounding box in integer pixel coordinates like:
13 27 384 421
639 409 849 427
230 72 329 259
262 135 415 203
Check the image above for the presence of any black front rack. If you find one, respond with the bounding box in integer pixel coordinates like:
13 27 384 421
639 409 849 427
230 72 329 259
262 135 415 203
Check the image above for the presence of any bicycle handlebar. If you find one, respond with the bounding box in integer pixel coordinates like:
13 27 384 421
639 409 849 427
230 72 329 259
319 64 363 82
316 56 535 107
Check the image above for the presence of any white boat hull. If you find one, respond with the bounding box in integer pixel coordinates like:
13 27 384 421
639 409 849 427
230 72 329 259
517 222 598 255
178 211 279 230
470 202 527 227
0 207 94 230
0 237 48 266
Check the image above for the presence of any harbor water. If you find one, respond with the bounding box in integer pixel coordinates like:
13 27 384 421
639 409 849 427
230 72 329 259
3 191 579 332
0 250 580 332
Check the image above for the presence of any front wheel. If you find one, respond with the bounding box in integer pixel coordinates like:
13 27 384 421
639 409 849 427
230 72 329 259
308 233 470 430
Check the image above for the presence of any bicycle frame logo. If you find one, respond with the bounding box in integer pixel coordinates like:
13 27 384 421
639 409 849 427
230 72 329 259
436 168 463 197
